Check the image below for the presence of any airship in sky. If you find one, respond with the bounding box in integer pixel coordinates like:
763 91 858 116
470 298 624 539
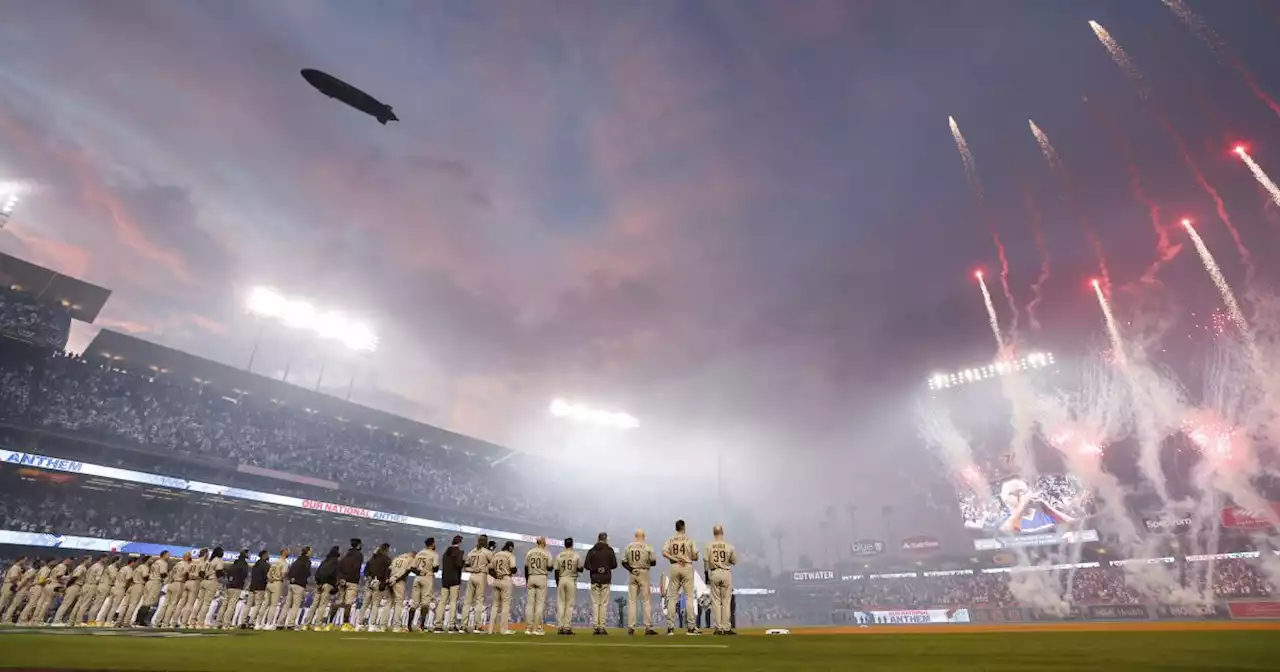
301 68 399 125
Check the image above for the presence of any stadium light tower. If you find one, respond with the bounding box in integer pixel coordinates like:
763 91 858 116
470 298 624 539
244 286 378 389
549 398 639 429
0 189 21 229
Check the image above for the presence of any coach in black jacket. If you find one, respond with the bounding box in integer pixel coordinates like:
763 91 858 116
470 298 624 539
436 535 464 631
584 533 618 635
337 539 363 628
247 551 269 630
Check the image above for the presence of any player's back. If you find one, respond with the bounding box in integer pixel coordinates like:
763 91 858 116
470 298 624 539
525 548 552 576
663 534 697 565
465 548 491 575
491 551 515 579
554 550 582 579
705 540 736 570
391 553 415 580
624 542 655 572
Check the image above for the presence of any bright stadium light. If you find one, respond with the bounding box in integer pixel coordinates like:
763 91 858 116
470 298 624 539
245 286 378 352
549 398 639 429
0 191 20 228
927 351 1055 390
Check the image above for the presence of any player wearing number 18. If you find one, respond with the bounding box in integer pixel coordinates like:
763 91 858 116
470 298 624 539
622 529 658 635
704 525 738 635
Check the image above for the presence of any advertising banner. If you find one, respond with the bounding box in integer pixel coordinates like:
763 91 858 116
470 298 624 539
850 539 886 557
974 528 1099 550
1220 504 1280 530
853 608 971 625
1086 604 1151 621
900 536 941 555
970 607 1026 623
790 569 839 584
1155 603 1227 620
1227 601 1280 619
1142 516 1194 534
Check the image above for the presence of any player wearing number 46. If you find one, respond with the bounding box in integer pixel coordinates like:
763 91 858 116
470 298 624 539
704 525 738 635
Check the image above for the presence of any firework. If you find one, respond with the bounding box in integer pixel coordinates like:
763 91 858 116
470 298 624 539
976 270 1004 348
1028 118 1111 291
1162 0 1280 120
1089 21 1145 94
952 116 1019 331
1023 189 1050 330
1233 146 1280 208
1091 279 1125 364
1181 219 1251 343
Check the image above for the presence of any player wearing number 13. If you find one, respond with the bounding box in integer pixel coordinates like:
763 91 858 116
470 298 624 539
663 519 700 635
704 525 737 635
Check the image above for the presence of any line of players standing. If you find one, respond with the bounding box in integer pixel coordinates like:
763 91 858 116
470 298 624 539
1 519 738 636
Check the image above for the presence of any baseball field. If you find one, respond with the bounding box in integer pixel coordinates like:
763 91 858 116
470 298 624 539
1 621 1277 671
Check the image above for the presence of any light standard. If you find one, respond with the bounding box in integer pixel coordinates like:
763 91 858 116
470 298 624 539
243 286 378 389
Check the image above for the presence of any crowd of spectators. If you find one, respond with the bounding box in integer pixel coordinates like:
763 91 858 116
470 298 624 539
0 286 71 350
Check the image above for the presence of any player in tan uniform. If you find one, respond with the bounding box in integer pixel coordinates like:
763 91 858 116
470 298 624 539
259 548 288 630
523 537 552 636
387 549 415 632
89 556 119 627
53 557 90 626
487 541 517 635
70 555 106 626
623 529 659 635
122 555 149 627
189 547 223 628
19 558 56 625
409 538 438 632
31 558 70 625
178 549 207 627
4 561 37 624
460 536 492 633
704 525 738 635
663 519 701 635
0 557 26 620
140 552 169 627
155 552 189 627
100 556 135 627
553 537 583 635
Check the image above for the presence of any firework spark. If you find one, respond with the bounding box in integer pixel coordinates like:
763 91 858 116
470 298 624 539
949 116 981 196
976 270 1004 348
951 116 1019 333
1090 21 1145 95
1092 279 1125 365
1162 0 1280 120
1182 219 1250 340
1234 146 1280 208
1023 189 1050 330
1028 119 1111 291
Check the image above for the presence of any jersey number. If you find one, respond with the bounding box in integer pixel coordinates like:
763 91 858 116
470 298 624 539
529 557 545 571
558 560 576 573
712 550 728 563
628 550 645 565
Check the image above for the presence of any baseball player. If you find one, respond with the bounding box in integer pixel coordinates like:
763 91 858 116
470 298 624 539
218 550 247 629
19 558 58 625
388 548 416 632
623 529 659 635
122 555 149 626
89 556 120 627
283 546 312 630
0 557 26 620
361 543 391 631
553 537 583 635
410 537 438 632
53 557 90 626
177 549 206 627
460 536 492 633
308 547 339 631
436 535 464 632
258 548 288 630
99 556 134 627
523 537 552 636
246 550 270 628
70 555 106 626
335 539 363 632
139 552 169 627
663 519 700 635
4 560 36 624
155 552 188 627
487 541 517 635
704 525 737 635
187 547 223 628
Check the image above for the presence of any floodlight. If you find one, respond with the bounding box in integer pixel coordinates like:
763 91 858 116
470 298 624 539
281 299 317 329
1 193 17 215
926 352 1055 390
247 287 287 317
245 286 379 353
549 398 638 429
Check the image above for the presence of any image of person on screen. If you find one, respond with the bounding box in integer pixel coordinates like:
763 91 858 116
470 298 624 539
997 478 1077 535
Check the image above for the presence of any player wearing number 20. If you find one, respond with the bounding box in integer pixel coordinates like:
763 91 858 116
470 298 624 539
704 525 738 635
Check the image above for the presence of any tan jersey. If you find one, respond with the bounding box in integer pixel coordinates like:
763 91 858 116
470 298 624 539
133 561 150 584
2 563 22 586
68 562 88 586
85 561 105 588
17 568 36 589
524 548 552 577
49 563 68 586
464 548 492 576
390 553 415 581
413 549 439 576
554 550 583 580
114 564 134 590
623 542 657 572
152 558 170 582
33 565 52 587
490 550 516 580
98 564 118 590
207 558 224 579
169 560 188 584
188 557 208 580
267 558 287 582
662 534 698 565
704 540 737 571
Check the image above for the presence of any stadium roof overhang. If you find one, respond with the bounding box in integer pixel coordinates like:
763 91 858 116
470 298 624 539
82 329 512 460
0 251 112 322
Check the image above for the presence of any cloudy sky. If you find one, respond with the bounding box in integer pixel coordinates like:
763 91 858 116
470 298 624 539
3 0 1280 525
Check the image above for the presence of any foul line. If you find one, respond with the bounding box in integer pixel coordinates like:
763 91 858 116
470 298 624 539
340 636 728 649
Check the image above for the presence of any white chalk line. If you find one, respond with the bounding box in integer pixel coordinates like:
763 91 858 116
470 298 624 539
340 636 728 649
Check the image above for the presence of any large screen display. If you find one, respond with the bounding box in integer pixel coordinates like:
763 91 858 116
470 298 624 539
959 474 1098 550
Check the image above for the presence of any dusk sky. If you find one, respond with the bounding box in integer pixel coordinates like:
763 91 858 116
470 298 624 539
3 0 1280 520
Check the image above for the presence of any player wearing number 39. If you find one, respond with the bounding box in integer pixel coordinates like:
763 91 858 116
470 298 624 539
704 525 738 635
662 519 700 635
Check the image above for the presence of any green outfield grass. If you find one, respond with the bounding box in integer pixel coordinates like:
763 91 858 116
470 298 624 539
0 628 1276 671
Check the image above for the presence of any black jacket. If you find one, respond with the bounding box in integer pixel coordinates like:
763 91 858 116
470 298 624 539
315 555 339 587
441 546 464 588
338 548 363 584
585 542 618 586
227 558 249 590
249 559 269 591
364 550 391 585
288 555 312 587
